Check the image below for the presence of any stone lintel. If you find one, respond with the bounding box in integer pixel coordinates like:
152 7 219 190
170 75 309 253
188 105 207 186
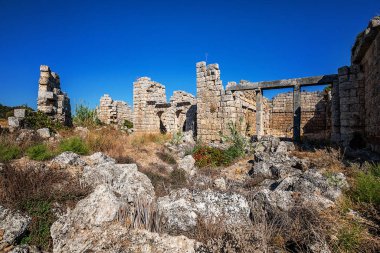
227 74 338 91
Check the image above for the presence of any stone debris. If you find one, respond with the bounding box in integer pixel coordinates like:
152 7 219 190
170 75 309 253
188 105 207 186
37 65 72 126
96 94 133 125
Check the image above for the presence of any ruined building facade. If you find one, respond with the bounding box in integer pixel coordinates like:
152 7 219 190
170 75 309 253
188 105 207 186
37 65 72 126
96 94 133 125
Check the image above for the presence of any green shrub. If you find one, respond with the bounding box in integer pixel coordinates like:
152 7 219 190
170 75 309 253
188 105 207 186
351 168 380 205
0 143 21 162
59 137 89 155
73 104 99 127
26 144 54 161
123 119 133 129
170 131 184 145
24 111 62 131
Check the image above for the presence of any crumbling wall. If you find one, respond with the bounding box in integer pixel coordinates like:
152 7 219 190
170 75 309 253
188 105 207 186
334 16 380 151
97 94 132 125
133 77 196 134
37 65 72 126
133 77 167 132
196 62 261 142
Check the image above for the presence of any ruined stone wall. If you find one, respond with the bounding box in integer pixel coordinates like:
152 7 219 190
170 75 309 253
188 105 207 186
268 91 330 139
37 65 72 126
97 94 132 125
133 77 196 134
334 17 380 152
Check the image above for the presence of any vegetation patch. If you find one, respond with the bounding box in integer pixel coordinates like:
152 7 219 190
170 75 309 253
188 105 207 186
24 111 62 131
73 104 101 127
350 163 380 206
0 142 21 162
59 137 89 155
123 119 133 129
0 164 90 250
156 151 177 165
26 143 54 161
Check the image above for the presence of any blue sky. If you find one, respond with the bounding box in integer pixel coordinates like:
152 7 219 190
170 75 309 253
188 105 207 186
0 0 379 110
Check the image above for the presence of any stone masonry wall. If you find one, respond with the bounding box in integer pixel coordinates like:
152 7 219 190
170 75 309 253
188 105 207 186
97 94 133 125
268 91 330 139
334 16 380 152
37 65 72 126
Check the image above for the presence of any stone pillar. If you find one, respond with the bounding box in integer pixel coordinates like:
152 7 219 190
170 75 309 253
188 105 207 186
293 84 301 142
331 80 341 143
255 89 264 138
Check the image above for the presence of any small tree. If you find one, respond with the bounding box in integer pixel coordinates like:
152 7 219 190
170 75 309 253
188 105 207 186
73 104 99 127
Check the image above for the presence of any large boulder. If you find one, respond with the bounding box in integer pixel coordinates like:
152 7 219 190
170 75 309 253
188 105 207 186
51 184 199 253
82 162 155 203
157 188 251 232
0 205 31 250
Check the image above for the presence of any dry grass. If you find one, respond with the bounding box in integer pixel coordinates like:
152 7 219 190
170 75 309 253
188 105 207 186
0 119 7 128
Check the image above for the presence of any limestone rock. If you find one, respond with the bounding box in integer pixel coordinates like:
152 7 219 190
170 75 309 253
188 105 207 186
82 162 155 203
51 152 86 168
85 152 116 166
51 184 198 253
213 177 227 190
157 188 250 232
178 155 196 176
36 128 50 139
0 205 31 247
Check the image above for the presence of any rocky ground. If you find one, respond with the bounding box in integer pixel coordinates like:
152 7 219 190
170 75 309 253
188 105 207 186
0 128 379 253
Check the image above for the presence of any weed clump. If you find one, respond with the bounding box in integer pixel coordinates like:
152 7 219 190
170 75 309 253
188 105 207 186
0 142 21 162
350 163 380 206
73 104 101 127
26 144 54 161
59 137 89 155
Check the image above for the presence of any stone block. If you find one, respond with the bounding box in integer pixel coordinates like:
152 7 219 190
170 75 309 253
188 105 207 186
14 109 26 118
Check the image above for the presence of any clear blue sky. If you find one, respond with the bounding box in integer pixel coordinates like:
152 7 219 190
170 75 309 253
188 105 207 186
0 0 379 110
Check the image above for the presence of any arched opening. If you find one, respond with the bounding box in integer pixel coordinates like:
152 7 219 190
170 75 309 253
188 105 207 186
157 111 167 134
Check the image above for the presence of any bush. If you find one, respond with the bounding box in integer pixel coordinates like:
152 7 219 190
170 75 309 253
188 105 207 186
24 111 62 131
26 144 54 161
0 143 21 162
73 104 99 127
335 223 364 252
59 137 89 155
193 145 228 168
123 119 133 129
350 163 380 205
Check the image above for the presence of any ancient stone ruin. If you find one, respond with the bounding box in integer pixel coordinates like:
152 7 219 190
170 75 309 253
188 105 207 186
130 16 379 153
96 94 133 125
133 77 196 134
37 65 72 126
